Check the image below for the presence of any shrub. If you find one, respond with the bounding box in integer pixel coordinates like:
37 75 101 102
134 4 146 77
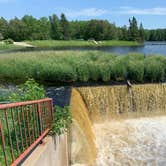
110 57 127 81
0 51 165 83
99 64 111 82
0 33 4 41
51 106 72 135
9 78 46 102
3 38 14 44
144 59 165 82
76 62 90 82
88 63 100 81
127 60 144 82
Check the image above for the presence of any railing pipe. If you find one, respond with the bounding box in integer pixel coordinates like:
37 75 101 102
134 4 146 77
0 98 53 166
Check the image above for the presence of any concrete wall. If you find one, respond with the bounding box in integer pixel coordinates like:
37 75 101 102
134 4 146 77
22 134 69 166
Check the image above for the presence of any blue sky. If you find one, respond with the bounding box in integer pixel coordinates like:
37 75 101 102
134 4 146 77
0 0 166 29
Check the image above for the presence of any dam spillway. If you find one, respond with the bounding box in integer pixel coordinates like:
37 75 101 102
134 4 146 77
69 84 166 166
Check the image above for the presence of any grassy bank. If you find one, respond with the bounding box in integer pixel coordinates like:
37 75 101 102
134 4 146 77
27 40 141 48
0 43 20 50
0 51 165 84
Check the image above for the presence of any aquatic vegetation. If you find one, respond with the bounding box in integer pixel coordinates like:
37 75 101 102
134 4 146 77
0 51 166 83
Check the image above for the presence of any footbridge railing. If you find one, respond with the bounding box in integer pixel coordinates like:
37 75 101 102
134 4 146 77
0 98 53 166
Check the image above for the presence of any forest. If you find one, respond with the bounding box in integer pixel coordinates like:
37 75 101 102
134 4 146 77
0 14 145 42
0 13 165 42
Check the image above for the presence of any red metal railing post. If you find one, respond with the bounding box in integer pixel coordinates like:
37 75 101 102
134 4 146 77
0 98 53 166
37 102 42 135
50 99 54 121
0 121 8 166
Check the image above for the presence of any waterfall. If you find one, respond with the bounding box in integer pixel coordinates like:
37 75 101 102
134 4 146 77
69 89 97 165
69 84 166 165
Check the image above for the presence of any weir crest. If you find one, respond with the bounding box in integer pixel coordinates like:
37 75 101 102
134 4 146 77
69 84 166 166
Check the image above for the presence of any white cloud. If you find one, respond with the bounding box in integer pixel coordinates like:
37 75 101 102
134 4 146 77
117 7 166 15
61 7 166 19
65 8 109 18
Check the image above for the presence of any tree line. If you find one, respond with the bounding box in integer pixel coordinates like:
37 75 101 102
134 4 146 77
0 14 148 42
145 29 166 41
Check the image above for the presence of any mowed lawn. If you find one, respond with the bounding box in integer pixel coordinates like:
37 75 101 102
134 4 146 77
27 40 141 48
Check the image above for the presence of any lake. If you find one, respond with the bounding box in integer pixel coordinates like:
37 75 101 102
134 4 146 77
73 41 166 55
1 41 166 55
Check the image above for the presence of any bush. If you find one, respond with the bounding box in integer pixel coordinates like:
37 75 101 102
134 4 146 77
127 60 144 82
76 62 90 82
9 78 46 102
99 64 111 82
144 59 165 82
110 57 127 81
0 51 165 83
3 38 14 44
0 33 4 41
88 63 100 81
51 106 72 135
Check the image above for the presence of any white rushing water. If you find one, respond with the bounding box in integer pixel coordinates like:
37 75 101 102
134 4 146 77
93 116 166 166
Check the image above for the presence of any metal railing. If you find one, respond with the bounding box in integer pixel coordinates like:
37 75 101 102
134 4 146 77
0 98 53 166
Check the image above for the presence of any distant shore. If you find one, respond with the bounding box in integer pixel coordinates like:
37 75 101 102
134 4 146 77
0 40 142 52
27 40 142 48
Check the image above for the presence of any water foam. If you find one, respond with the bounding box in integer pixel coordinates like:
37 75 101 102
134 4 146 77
93 116 166 166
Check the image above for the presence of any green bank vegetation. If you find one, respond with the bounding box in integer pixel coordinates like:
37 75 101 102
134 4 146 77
27 40 141 48
0 79 72 165
0 51 165 83
0 42 20 50
0 15 144 42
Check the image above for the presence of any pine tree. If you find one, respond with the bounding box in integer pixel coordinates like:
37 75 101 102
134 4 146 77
60 13 70 40
139 23 145 42
128 17 139 41
49 14 61 40
0 17 8 39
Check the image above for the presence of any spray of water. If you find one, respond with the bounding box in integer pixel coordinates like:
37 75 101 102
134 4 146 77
93 116 166 166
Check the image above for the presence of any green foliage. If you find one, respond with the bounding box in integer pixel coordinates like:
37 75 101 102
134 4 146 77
76 62 90 82
99 64 111 82
3 38 14 44
0 89 11 102
9 78 46 102
0 79 47 164
49 14 61 40
128 17 140 41
88 63 100 81
127 60 144 82
28 40 140 48
0 14 146 42
145 29 166 41
144 57 165 82
0 17 8 39
0 33 3 41
84 20 117 40
110 57 127 81
139 23 145 42
60 13 70 40
51 106 72 135
0 51 166 83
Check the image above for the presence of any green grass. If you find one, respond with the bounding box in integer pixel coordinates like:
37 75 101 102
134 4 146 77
0 43 21 50
0 43 20 50
27 40 141 48
0 51 165 84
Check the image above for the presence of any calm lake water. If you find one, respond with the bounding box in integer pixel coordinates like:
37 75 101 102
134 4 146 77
73 41 166 55
1 41 166 55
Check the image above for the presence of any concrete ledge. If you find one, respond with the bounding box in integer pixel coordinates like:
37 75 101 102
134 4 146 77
22 134 68 166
